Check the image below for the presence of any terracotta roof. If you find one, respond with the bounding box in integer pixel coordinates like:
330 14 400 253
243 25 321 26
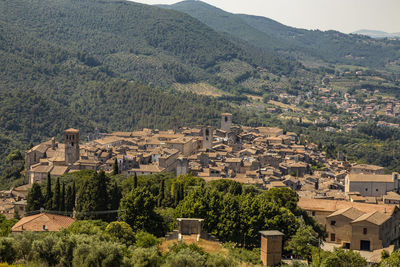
351 211 390 225
64 128 80 133
11 213 76 232
327 207 365 220
50 166 69 176
347 173 394 183
352 164 384 171
226 158 242 163
298 198 396 215
130 164 165 173
31 165 52 173
110 132 133 137
384 191 400 201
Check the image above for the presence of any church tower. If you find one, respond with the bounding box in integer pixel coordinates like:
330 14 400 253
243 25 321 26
221 113 232 131
64 128 80 165
202 126 213 150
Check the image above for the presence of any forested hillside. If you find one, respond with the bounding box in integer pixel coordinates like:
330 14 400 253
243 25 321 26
0 0 292 176
164 0 400 68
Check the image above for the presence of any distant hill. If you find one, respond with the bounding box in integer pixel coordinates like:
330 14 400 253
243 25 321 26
353 30 400 39
2 0 287 177
162 0 400 68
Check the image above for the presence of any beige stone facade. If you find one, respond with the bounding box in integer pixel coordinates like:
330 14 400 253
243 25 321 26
345 173 399 197
299 198 400 251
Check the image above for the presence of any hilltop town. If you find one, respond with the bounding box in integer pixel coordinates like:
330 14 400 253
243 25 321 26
0 113 400 264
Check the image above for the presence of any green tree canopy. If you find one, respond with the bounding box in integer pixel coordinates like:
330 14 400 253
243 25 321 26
26 183 45 212
119 188 164 236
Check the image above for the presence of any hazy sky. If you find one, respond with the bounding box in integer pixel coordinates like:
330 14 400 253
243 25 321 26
131 0 400 34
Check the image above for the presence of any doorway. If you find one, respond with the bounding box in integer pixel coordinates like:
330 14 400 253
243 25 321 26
360 240 370 251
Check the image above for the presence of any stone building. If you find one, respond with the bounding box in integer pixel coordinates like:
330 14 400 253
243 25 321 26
299 198 400 251
260 230 284 266
345 173 399 197
221 113 232 132
202 126 213 150
64 128 80 165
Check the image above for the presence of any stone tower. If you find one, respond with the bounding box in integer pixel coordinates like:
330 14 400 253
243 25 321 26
260 230 284 266
64 128 80 165
221 113 232 132
202 126 213 150
176 157 189 176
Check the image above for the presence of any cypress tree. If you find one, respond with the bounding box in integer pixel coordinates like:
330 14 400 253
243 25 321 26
53 177 60 211
96 171 110 220
174 184 179 206
157 179 165 207
109 181 122 221
113 158 119 175
65 185 73 212
44 173 52 210
72 180 76 209
26 183 44 212
133 173 138 189
180 183 185 200
60 182 65 212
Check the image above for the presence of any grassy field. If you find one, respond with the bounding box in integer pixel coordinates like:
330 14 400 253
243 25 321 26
173 82 228 97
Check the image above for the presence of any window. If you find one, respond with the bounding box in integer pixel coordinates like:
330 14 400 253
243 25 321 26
365 188 368 191
331 233 336 241
363 228 367 235
330 220 336 226
376 189 379 192
312 211 316 216
225 116 228 122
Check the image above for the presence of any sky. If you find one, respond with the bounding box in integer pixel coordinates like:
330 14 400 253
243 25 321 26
130 0 400 34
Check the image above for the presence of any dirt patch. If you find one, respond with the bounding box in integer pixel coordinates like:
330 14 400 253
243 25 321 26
159 234 227 255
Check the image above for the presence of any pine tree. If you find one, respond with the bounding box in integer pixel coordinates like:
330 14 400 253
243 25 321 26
53 177 60 211
133 173 138 189
44 173 52 210
113 158 119 175
60 182 65 212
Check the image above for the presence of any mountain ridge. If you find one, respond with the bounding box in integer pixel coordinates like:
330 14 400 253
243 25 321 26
162 0 400 68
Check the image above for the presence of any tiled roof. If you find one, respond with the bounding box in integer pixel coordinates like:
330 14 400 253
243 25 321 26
11 213 76 232
347 174 394 183
327 207 365 220
351 211 390 225
298 198 396 215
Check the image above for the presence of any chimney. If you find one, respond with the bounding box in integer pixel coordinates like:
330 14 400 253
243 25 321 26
51 137 56 150
393 172 398 181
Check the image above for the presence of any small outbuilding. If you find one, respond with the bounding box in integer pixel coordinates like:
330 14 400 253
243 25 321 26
260 230 284 266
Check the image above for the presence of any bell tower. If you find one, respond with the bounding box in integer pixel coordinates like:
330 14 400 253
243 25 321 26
202 126 213 150
64 128 80 165
221 113 232 131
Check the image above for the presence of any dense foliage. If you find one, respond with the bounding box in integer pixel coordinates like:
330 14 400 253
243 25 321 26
166 0 400 68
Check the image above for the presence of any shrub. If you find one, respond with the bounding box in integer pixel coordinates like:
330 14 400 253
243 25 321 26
134 231 160 248
105 221 135 246
0 238 16 264
128 247 162 267
164 248 206 267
